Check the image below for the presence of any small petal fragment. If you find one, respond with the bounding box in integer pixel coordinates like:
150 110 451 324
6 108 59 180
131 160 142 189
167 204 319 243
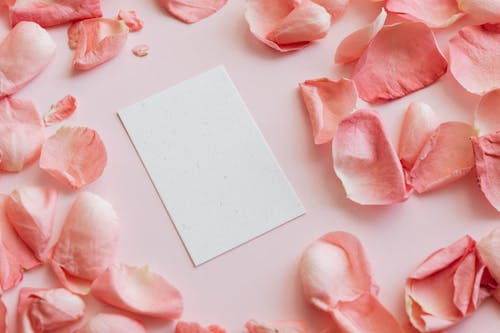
117 10 143 32
74 314 145 333
449 25 500 95
471 132 500 211
161 0 227 24
408 122 476 193
68 18 128 71
385 0 463 28
299 78 357 145
0 21 56 98
352 22 447 103
477 228 500 287
0 97 45 172
245 320 307 333
457 0 500 23
39 127 107 190
91 264 183 319
132 44 149 57
475 89 500 136
332 110 408 205
176 321 227 333
44 95 77 126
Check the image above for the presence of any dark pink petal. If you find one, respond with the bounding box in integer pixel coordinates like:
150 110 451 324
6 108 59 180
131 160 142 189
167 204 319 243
161 0 227 24
385 0 463 28
117 10 143 32
408 122 476 193
132 44 149 57
176 321 226 333
474 89 500 136
39 127 107 190
352 22 447 103
471 132 500 211
299 78 357 145
332 110 408 205
44 95 77 126
457 0 500 23
74 314 145 333
477 228 500 289
0 299 5 333
245 320 307 333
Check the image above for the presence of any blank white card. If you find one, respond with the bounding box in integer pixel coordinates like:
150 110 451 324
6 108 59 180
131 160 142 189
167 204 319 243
119 66 305 266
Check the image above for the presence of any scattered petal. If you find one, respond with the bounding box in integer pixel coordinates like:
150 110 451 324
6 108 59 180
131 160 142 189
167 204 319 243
332 110 409 205
176 321 226 333
91 264 183 319
161 0 227 24
299 78 357 145
477 228 500 288
74 314 145 333
408 122 476 193
39 127 107 190
132 44 149 57
449 25 500 95
475 89 500 136
44 95 77 127
385 0 463 28
245 320 307 333
471 132 500 211
117 10 143 32
457 0 500 23
0 97 45 172
352 22 447 103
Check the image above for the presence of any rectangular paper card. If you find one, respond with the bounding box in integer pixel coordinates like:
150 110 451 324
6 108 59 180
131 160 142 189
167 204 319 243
118 66 305 266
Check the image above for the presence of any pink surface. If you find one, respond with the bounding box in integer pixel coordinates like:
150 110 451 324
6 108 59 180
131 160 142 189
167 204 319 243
0 1 498 332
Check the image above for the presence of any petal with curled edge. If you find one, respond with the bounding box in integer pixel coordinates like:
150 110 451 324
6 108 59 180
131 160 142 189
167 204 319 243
245 320 307 333
474 89 500 136
385 0 463 28
117 10 143 32
176 321 227 333
44 95 77 126
161 0 227 24
457 0 500 23
74 314 145 333
472 133 500 211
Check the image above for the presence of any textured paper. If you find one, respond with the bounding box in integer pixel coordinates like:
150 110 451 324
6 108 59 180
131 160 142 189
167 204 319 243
119 66 305 265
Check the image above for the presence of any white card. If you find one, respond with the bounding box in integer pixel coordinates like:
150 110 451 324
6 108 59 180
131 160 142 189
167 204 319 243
118 66 305 265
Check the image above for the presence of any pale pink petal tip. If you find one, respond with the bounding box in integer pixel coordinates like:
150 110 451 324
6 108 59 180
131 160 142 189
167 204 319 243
398 102 440 170
353 22 447 103
118 9 143 32
457 0 500 23
18 288 85 332
75 314 145 333
477 228 500 288
385 0 463 28
475 89 500 136
68 18 128 71
51 192 119 295
161 0 228 24
176 321 227 333
132 44 150 57
245 0 331 52
299 78 357 145
39 126 107 190
0 97 45 172
91 264 183 319
245 319 307 333
9 0 102 27
44 95 77 126
408 122 476 193
332 110 409 205
335 8 387 64
471 132 500 211
449 25 500 95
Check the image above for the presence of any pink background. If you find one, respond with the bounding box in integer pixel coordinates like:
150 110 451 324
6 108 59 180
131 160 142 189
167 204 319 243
1 0 499 332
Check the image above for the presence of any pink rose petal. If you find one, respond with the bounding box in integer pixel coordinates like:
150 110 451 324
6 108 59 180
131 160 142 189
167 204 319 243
74 314 145 333
457 0 500 23
51 192 119 295
176 321 226 333
299 78 357 145
39 127 107 190
44 95 77 127
335 8 387 64
117 10 143 32
310 0 349 19
0 21 56 98
352 22 448 103
398 102 440 170
408 122 476 193
5 186 57 261
472 132 500 211
475 89 500 136
332 110 409 205
9 0 102 28
0 299 5 332
68 18 128 71
132 44 150 57
449 25 500 95
245 320 307 333
0 97 45 172
385 0 463 28
91 264 183 319
477 228 500 288
161 0 227 24
0 209 24 293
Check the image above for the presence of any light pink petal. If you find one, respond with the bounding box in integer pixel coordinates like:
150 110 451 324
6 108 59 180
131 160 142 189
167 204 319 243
117 10 143 32
132 44 149 57
245 320 307 333
39 127 107 190
161 0 227 24
0 240 23 293
457 0 500 23
472 132 500 211
332 110 409 205
398 102 440 170
352 22 447 103
91 264 183 319
9 0 102 27
310 0 349 19
408 122 476 193
335 8 387 64
449 25 500 95
0 21 56 98
477 228 500 284
44 94 77 127
176 321 227 333
68 18 128 71
0 299 5 333
0 97 44 172
51 192 119 295
74 314 145 333
299 78 357 145
385 0 463 28
474 89 500 136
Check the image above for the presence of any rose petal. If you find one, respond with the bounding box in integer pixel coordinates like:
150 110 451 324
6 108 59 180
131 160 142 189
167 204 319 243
51 192 119 295
74 314 145 333
161 0 227 24
474 89 500 136
332 110 409 205
0 21 56 98
477 228 500 288
176 321 226 333
408 122 476 193
471 132 500 211
68 18 128 71
385 0 463 28
310 0 349 19
449 25 500 95
0 299 5 332
457 0 500 23
117 10 143 32
0 229 24 293
91 264 183 319
44 95 77 127
245 320 307 333
398 102 440 170
39 127 107 190
352 22 448 103
132 44 149 57
0 97 45 172
9 0 102 28
334 8 387 64
299 78 357 145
